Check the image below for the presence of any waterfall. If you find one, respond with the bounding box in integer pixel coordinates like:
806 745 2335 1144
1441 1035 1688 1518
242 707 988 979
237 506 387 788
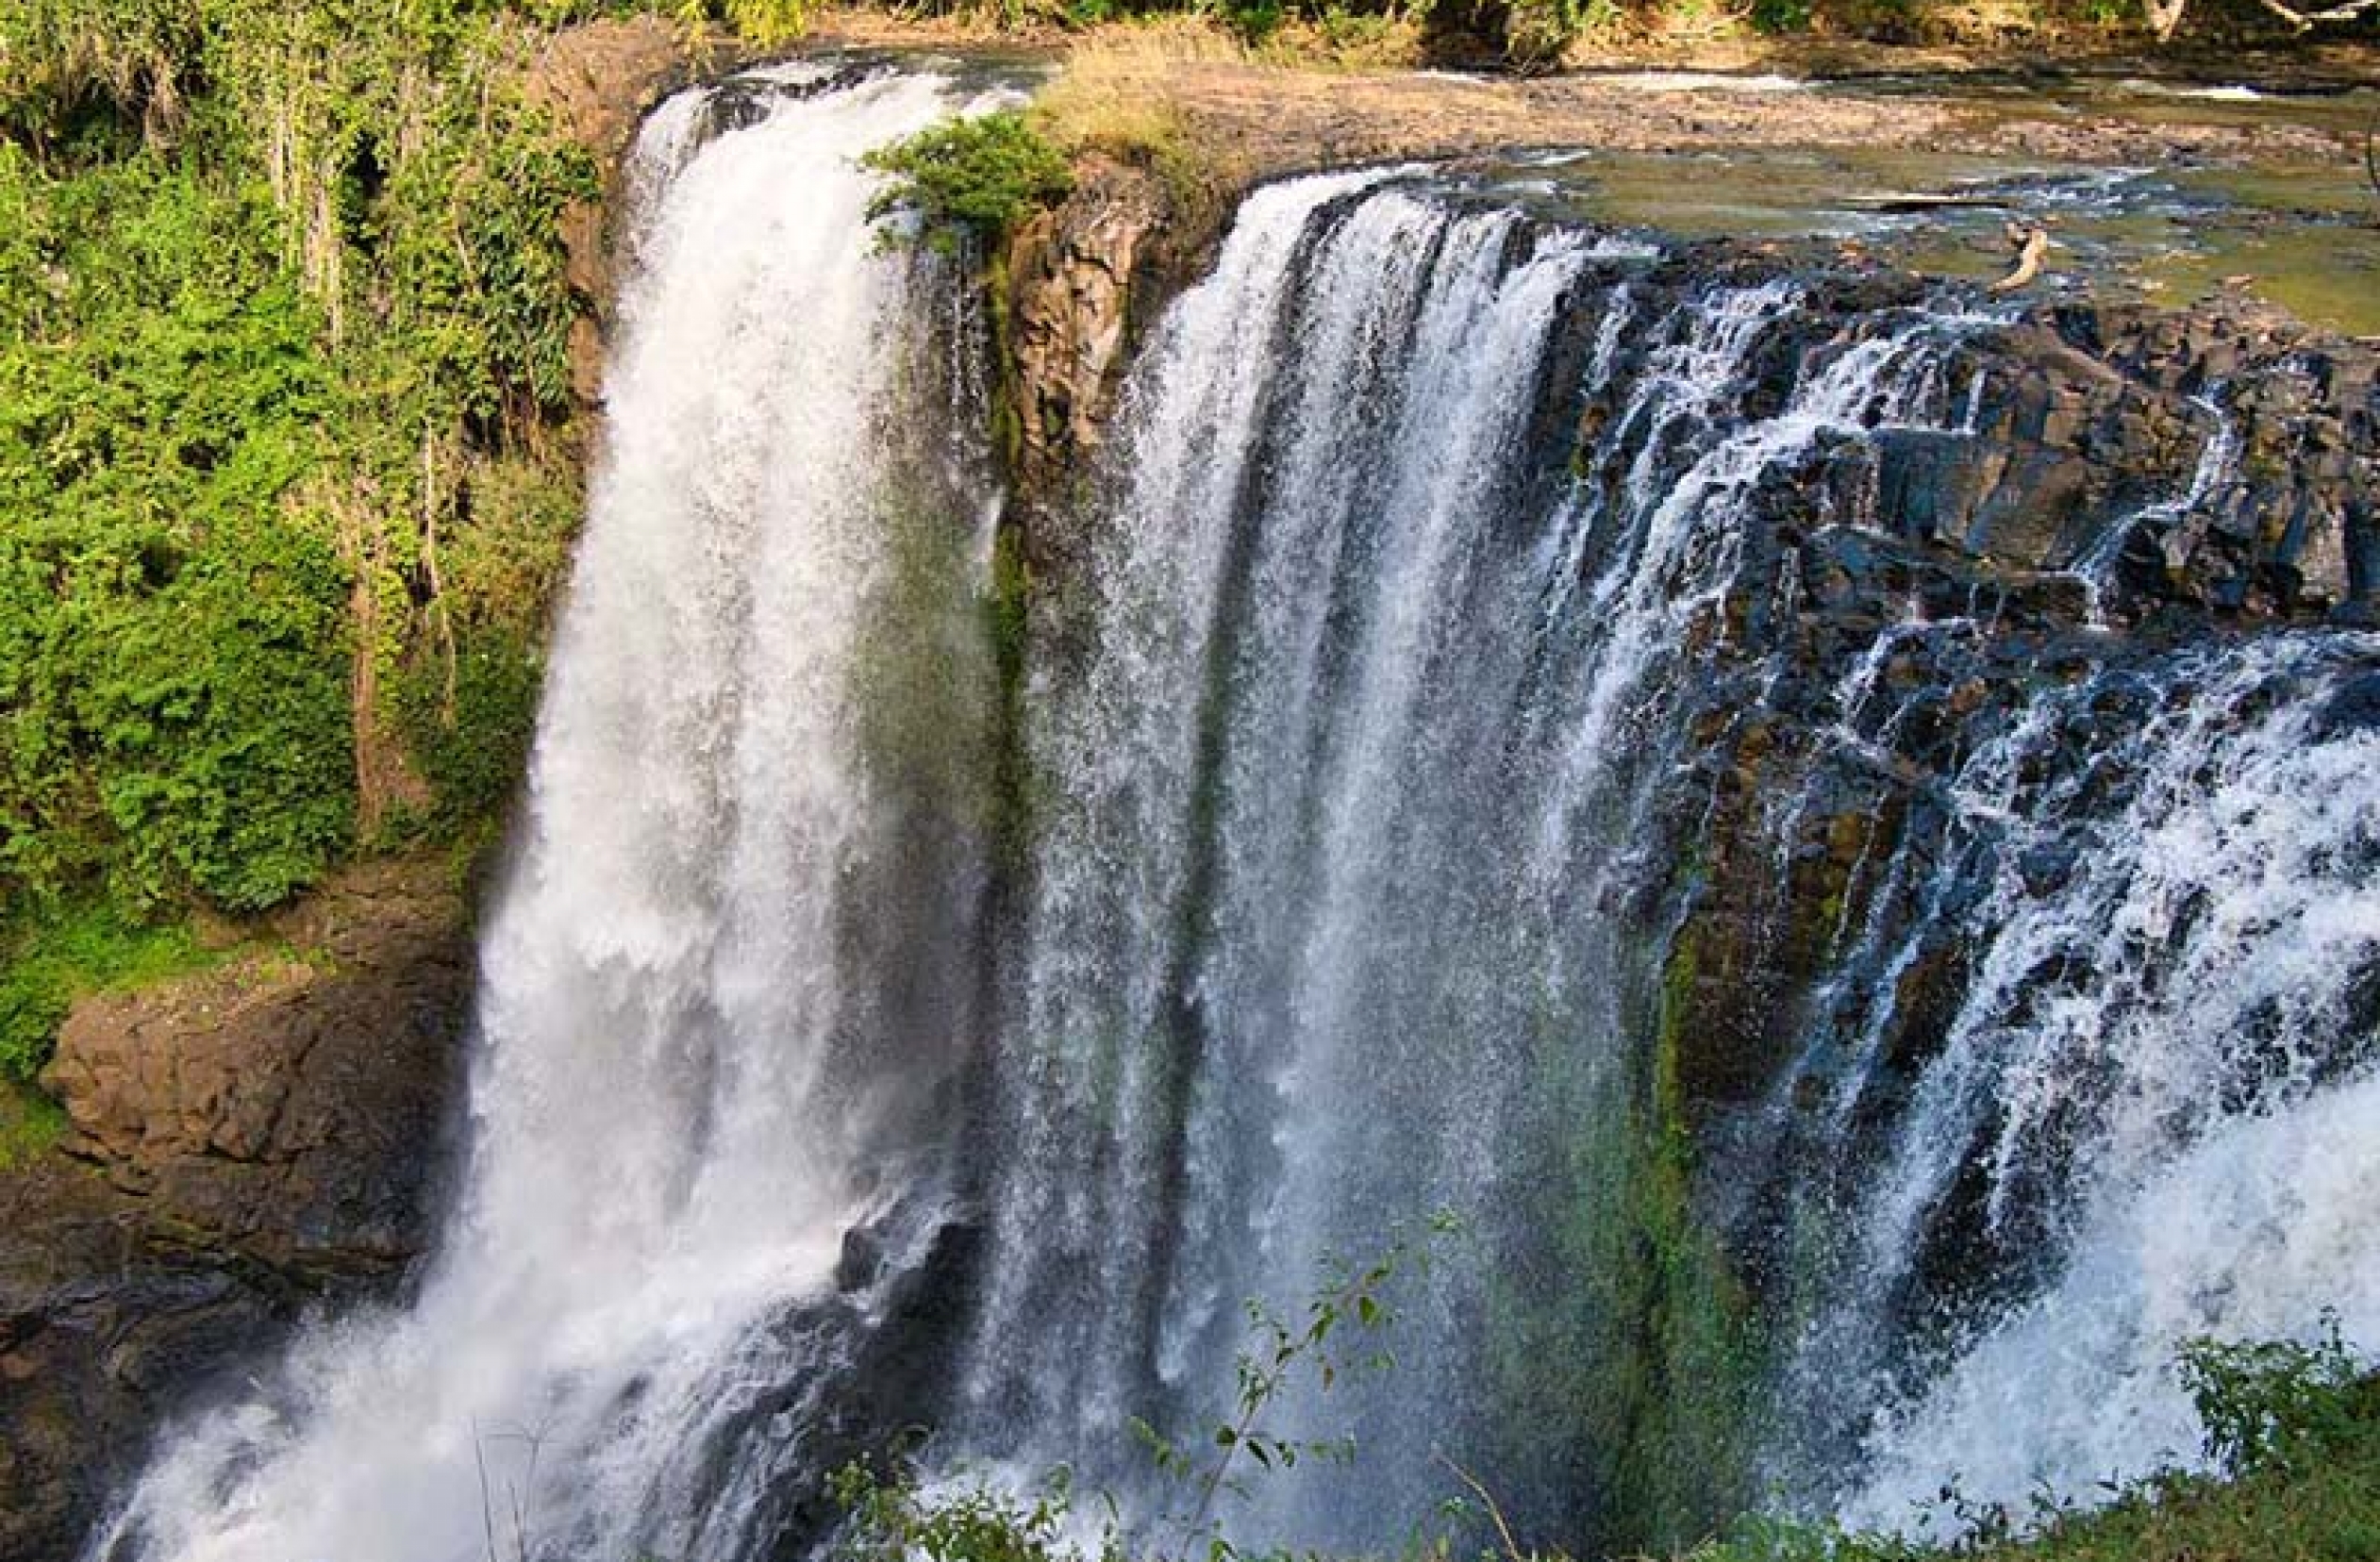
94 65 998 1562
952 173 2019 1551
950 169 2380 1554
1806 634 2380 1531
83 94 2380 1562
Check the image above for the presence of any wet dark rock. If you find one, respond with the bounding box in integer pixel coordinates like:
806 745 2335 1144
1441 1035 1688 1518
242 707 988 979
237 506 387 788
676 1203 986 1562
1384 238 2380 1336
2313 670 2380 740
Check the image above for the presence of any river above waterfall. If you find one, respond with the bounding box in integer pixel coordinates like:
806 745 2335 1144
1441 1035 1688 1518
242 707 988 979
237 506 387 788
1459 70 2380 337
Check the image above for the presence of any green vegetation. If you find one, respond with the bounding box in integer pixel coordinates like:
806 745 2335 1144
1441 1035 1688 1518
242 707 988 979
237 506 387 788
1688 1320 2380 1562
0 1079 69 1169
0 899 220 1079
864 109 1076 257
839 1220 1456 1562
674 0 814 44
836 1306 2380 1562
0 0 622 1083
889 0 2368 63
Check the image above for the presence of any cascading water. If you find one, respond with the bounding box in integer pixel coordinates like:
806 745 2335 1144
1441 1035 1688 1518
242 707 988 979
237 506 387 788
949 169 2379 1554
954 171 2022 1551
1794 633 2380 1532
93 65 1000 1562
82 97 2380 1562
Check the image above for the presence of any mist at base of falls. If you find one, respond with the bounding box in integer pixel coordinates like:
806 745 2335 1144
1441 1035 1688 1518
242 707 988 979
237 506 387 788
95 63 2380 1562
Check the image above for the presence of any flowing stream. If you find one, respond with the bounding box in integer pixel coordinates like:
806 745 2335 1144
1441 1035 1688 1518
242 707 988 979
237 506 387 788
96 64 2380 1562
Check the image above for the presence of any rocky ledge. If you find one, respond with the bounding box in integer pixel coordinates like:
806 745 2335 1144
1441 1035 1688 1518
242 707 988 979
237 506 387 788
0 858 471 1562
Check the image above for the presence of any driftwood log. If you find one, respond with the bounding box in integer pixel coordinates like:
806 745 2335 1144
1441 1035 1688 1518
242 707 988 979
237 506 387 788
1989 223 2052 293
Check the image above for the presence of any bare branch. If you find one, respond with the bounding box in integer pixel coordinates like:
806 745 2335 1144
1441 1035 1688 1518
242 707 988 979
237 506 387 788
2247 0 2379 26
2146 0 2374 40
1434 1451 1528 1562
472 1421 501 1562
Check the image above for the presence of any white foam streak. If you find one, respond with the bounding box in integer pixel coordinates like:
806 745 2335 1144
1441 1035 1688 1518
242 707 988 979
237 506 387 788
1835 635 2380 1529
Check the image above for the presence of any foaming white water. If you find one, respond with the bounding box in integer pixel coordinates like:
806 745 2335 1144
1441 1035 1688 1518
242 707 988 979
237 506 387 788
96 69 982 1562
1851 1070 2380 1533
957 166 2006 1550
957 164 1409 1453
2072 393 2239 627
1829 636 2380 1530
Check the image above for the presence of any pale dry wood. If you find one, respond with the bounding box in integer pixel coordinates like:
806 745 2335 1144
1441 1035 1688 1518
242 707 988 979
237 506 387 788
1989 222 2053 292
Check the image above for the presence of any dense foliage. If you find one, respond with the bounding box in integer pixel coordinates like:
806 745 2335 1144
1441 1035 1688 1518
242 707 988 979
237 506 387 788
0 0 603 1078
0 0 2363 1076
863 109 1075 256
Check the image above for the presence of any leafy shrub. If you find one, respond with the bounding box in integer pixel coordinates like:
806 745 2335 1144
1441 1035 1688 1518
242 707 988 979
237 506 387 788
2181 1315 2380 1478
382 105 600 427
1225 0 1290 41
0 155 356 914
674 0 816 44
836 1463 1115 1562
1499 0 1622 67
397 630 545 838
863 110 1076 258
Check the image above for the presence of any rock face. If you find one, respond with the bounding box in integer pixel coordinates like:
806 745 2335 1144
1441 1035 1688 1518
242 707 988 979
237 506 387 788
0 859 470 1562
1883 301 2378 615
518 15 703 404
1003 157 1169 554
991 226 2378 1536
1500 252 2380 1122
1001 157 1233 579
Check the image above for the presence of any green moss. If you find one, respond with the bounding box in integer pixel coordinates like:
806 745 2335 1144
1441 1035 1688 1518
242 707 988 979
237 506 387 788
0 1079 69 1170
987 522 1040 872
1481 918 1763 1557
0 899 220 1081
1655 919 1700 1126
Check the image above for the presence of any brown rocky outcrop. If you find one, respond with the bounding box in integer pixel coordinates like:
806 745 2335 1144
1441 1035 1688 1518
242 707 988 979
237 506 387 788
0 858 471 1562
519 16 704 403
1002 157 1173 570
